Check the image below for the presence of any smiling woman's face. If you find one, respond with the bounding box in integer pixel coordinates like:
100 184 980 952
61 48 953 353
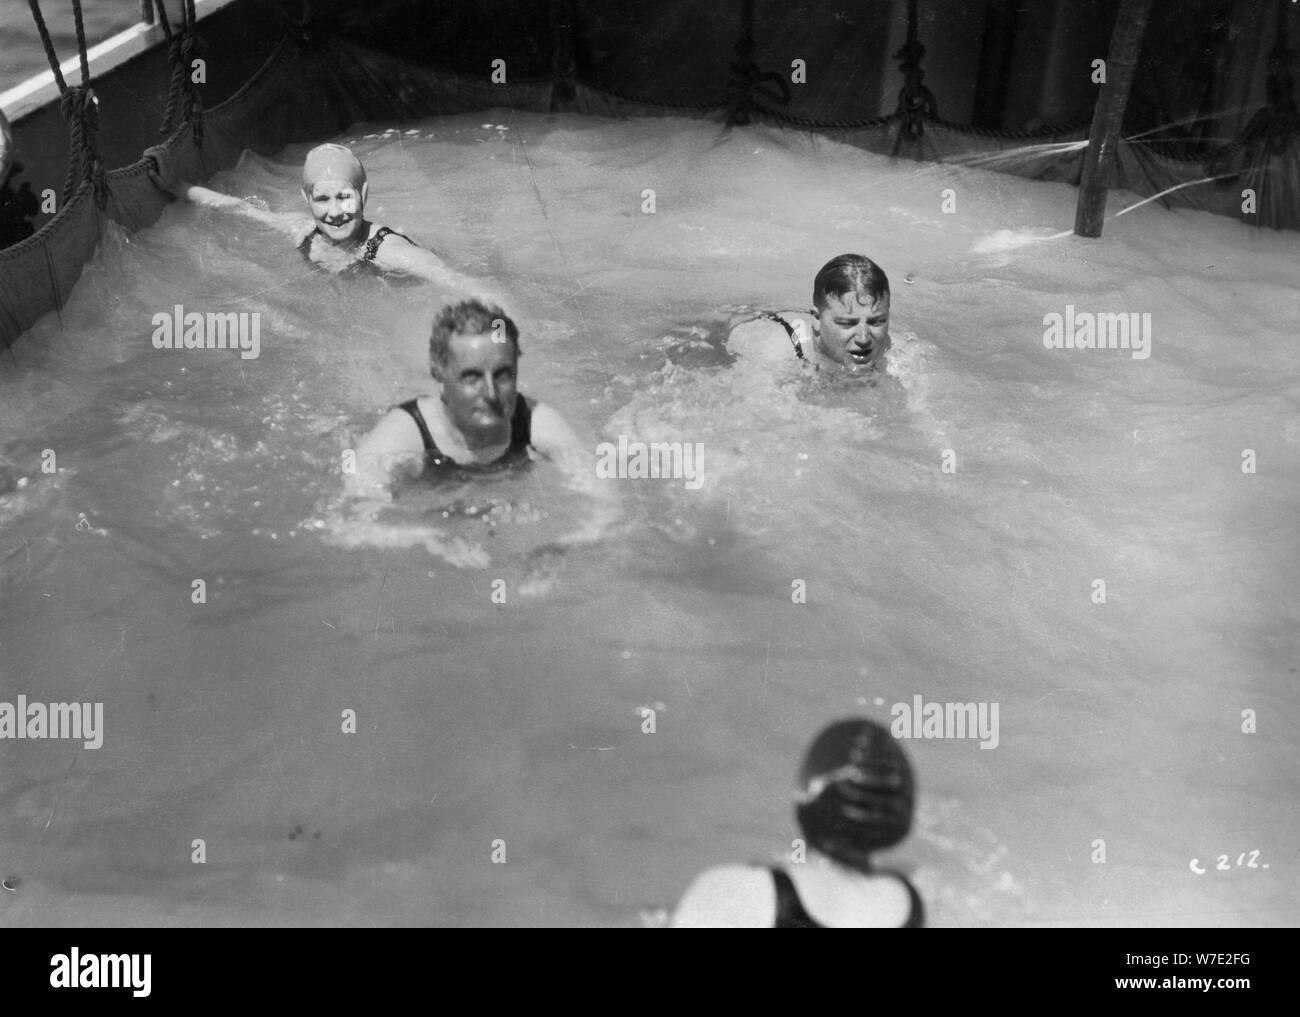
813 290 891 371
304 178 367 244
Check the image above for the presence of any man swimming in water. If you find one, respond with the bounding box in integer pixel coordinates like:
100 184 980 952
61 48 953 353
672 717 924 928
347 299 609 520
728 253 892 372
148 142 489 293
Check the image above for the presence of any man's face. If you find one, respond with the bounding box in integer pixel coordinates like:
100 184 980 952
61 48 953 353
304 178 367 243
814 290 891 371
434 331 519 442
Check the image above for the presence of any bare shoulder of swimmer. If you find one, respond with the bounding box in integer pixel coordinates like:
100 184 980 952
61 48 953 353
727 315 807 364
528 401 622 545
671 865 775 929
526 401 582 459
346 407 427 501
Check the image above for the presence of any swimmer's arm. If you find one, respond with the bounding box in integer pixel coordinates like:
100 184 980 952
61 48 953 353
671 866 776 929
180 184 310 237
145 146 307 238
345 408 427 503
529 402 621 545
371 238 507 303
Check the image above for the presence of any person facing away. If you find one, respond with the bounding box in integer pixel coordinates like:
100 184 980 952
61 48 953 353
672 717 924 928
727 253 893 374
148 142 490 294
347 299 614 529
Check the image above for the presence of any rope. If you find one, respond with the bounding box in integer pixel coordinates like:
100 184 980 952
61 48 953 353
157 0 205 145
153 0 178 134
26 0 107 209
26 0 68 94
726 0 791 126
892 0 939 154
550 0 577 109
152 0 173 43
751 107 901 132
1205 0 1298 177
927 114 1090 140
71 0 90 87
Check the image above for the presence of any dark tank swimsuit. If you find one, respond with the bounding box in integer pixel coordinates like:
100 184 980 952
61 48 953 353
397 396 533 478
298 224 412 276
770 868 924 928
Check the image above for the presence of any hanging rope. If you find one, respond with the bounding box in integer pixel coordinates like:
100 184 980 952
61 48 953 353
26 0 108 209
726 0 791 126
156 0 205 146
891 0 939 155
1206 0 1298 177
549 0 577 110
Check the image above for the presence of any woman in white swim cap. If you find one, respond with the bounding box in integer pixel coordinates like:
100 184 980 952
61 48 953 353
148 140 498 297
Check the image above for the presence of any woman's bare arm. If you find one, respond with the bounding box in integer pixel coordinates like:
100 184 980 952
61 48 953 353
372 237 508 303
146 146 309 237
177 184 309 236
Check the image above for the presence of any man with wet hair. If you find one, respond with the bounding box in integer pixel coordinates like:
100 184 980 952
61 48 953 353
728 253 893 372
148 142 489 293
348 299 598 501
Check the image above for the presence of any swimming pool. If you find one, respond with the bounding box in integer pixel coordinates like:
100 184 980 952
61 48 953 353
1 111 1297 926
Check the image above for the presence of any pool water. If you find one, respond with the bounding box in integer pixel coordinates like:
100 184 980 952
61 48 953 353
1 111 1297 927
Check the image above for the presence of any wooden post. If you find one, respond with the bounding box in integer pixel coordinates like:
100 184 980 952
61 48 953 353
1073 0 1155 237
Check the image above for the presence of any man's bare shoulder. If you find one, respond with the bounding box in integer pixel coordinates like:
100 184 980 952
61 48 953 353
527 400 581 455
727 313 808 363
360 403 425 455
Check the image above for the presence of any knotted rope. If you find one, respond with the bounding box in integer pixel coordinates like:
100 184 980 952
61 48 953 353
155 0 205 146
27 0 108 208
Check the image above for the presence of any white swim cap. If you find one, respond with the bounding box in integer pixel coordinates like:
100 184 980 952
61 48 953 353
301 144 366 190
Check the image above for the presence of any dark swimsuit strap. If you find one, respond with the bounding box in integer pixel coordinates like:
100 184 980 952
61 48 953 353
299 224 412 264
770 867 924 928
898 874 924 928
771 868 821 928
362 225 411 262
398 399 447 467
756 310 805 360
397 397 531 469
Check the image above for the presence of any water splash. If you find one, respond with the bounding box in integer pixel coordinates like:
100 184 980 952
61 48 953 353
946 138 1089 172
1108 172 1242 219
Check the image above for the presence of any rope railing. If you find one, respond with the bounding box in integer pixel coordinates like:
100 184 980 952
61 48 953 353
26 0 108 209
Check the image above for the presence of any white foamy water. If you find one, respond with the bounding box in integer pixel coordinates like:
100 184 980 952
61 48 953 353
1 113 1297 926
